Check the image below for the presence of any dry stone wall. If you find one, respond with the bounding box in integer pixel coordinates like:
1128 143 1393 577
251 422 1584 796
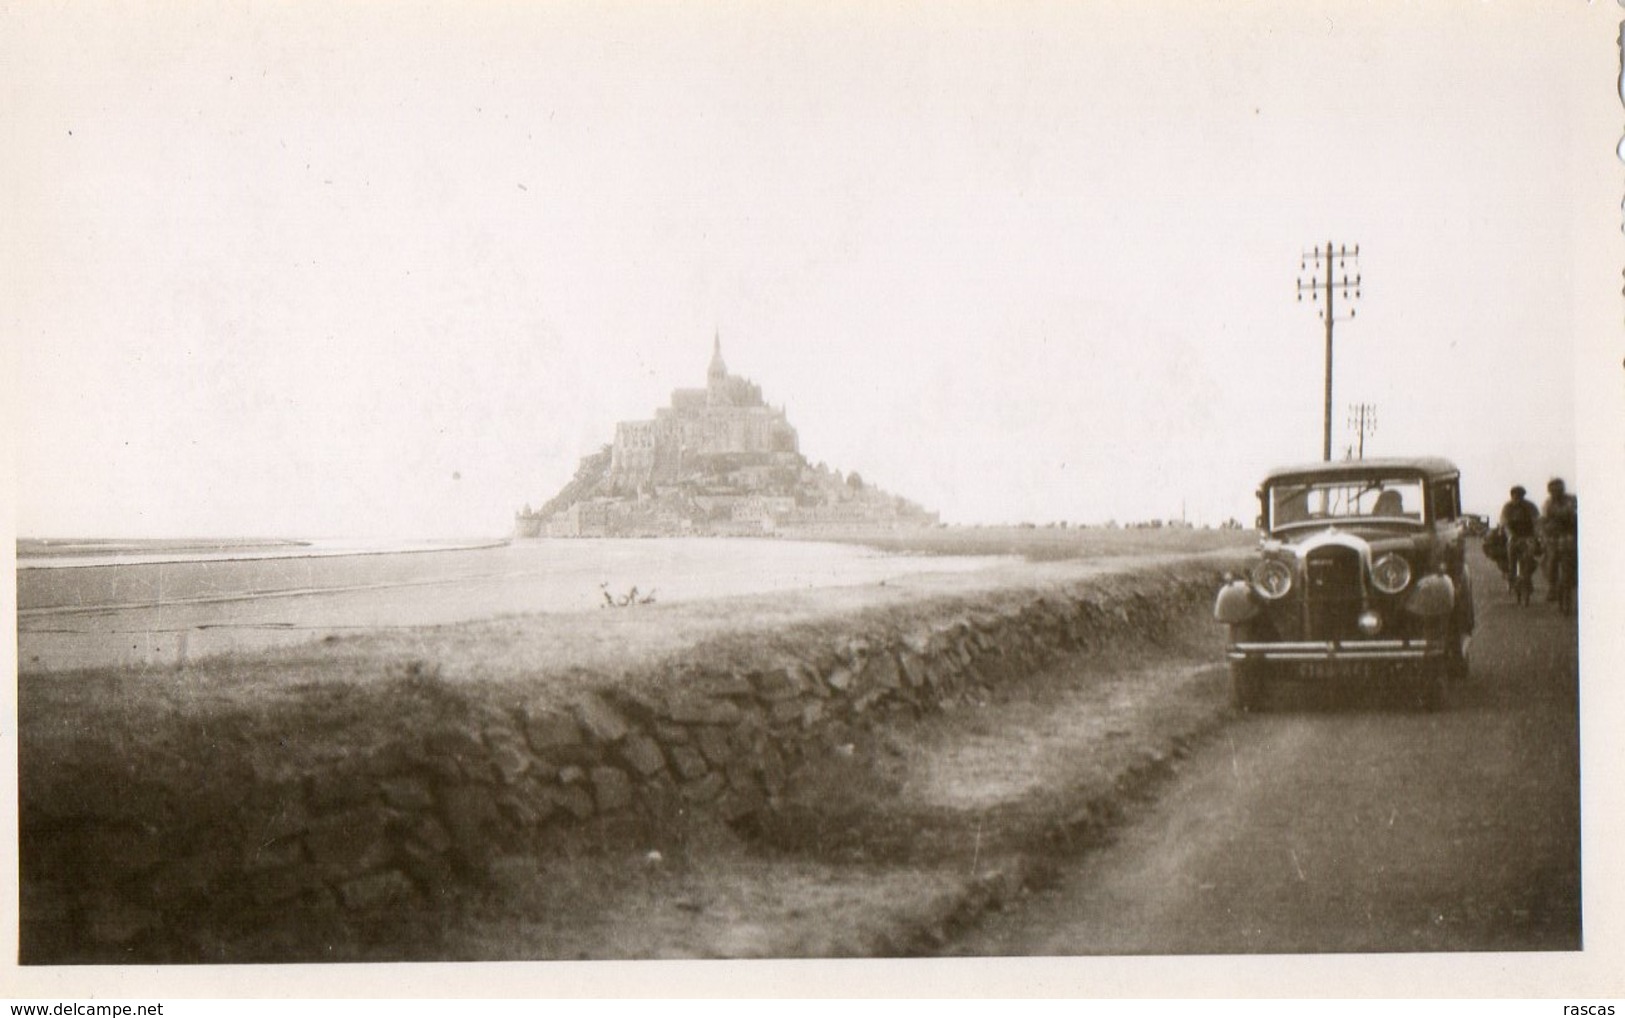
19 565 1225 962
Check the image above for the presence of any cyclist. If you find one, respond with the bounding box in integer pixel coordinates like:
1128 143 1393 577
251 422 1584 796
1499 485 1540 598
1540 478 1578 601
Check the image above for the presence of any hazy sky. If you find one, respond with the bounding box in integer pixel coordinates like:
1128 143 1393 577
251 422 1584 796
5 2 1616 537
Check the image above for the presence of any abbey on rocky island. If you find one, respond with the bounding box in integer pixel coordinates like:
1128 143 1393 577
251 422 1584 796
515 336 937 538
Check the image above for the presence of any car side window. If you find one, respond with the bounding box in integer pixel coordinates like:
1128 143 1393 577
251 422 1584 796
1430 480 1459 521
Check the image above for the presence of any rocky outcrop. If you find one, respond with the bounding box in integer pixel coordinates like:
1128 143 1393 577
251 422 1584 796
515 340 937 536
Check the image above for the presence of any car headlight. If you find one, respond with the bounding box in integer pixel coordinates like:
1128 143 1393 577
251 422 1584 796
1370 553 1413 594
1250 559 1293 599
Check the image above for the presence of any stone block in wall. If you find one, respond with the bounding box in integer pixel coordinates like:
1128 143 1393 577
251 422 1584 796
243 834 306 873
523 708 584 752
680 771 726 803
408 815 453 855
399 837 456 891
461 758 500 786
440 785 504 867
361 740 420 779
801 702 825 728
665 696 742 726
863 653 902 690
618 734 666 777
953 639 973 666
306 805 393 881
759 743 786 794
423 727 491 784
379 777 435 812
307 769 379 814
852 689 887 714
700 671 756 698
247 864 317 907
668 745 709 780
695 726 733 766
488 740 533 785
636 772 681 818
751 668 800 701
495 788 553 830
654 722 692 744
769 698 803 725
548 784 596 820
824 666 855 692
604 686 665 726
795 663 830 699
728 719 764 759
716 787 764 822
340 870 417 911
724 758 760 797
482 721 523 747
558 765 586 785
898 653 927 688
590 767 634 812
574 695 631 744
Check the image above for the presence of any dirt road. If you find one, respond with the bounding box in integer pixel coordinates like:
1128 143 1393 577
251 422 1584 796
946 554 1581 955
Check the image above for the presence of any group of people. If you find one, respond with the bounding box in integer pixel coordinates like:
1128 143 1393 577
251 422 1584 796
1494 477 1579 601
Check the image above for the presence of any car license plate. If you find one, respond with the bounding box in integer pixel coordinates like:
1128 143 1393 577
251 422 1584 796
1295 661 1339 680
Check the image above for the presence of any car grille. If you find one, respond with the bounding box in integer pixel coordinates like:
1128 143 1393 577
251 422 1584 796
1304 545 1363 640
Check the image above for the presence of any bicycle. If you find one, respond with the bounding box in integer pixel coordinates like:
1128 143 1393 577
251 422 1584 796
1550 534 1577 616
1508 535 1539 606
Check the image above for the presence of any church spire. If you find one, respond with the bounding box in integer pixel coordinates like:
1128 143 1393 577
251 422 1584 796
708 330 727 383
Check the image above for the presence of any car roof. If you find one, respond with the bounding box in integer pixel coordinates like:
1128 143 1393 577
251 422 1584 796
1262 456 1460 483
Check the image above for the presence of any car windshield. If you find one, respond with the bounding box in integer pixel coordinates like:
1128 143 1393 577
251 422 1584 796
1269 477 1426 531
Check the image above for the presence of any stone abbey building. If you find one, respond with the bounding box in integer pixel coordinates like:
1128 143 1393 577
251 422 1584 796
608 337 802 492
516 337 937 538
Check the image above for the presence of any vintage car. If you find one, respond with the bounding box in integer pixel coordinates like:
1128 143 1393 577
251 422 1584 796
1214 456 1474 710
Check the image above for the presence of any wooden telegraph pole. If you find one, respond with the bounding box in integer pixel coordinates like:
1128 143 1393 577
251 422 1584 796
1347 402 1377 460
1296 242 1361 461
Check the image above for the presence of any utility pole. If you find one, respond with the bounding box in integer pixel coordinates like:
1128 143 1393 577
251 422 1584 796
1296 242 1361 461
1347 402 1377 460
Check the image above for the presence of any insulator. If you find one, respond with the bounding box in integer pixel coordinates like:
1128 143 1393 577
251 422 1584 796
1350 309 1357 318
